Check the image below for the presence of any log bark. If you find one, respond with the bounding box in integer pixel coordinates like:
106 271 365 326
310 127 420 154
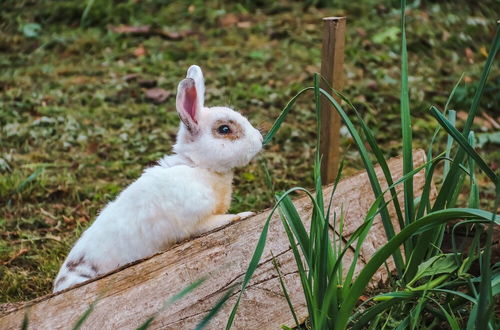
0 150 434 330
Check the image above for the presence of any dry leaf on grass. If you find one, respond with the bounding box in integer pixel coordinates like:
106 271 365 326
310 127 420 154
2 248 29 265
144 88 171 104
133 45 146 57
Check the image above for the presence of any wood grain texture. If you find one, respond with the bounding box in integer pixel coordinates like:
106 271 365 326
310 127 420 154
320 17 346 185
0 150 433 330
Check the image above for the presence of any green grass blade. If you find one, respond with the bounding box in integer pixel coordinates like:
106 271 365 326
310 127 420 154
429 106 497 182
475 186 498 329
326 160 344 221
279 204 317 326
410 295 426 330
467 131 479 208
317 200 382 329
444 73 465 113
195 287 235 330
15 167 43 194
431 289 477 304
313 73 322 156
136 278 206 330
318 88 405 275
271 255 300 328
320 78 406 237
407 156 451 281
349 297 405 330
399 0 415 226
426 73 464 174
335 208 498 329
225 211 272 329
415 154 446 219
395 315 410 330
343 199 383 289
443 110 456 177
278 195 311 263
428 297 460 330
466 301 479 330
72 300 97 330
226 187 322 329
21 311 29 330
80 0 96 28
168 277 206 305
262 87 313 146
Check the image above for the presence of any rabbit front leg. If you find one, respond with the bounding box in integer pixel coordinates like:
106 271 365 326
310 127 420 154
195 212 256 234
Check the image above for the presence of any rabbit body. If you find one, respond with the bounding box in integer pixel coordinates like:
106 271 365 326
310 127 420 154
54 66 262 292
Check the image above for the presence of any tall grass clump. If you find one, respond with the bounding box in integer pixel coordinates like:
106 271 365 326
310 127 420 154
225 1 499 329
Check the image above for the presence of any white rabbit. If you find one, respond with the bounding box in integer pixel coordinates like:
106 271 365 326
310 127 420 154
53 65 263 292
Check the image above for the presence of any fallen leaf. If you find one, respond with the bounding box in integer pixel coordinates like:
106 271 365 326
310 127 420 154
2 248 29 265
156 29 193 40
237 21 252 29
110 25 151 34
145 88 171 104
356 27 367 37
456 111 492 130
69 76 91 85
482 112 500 130
479 46 488 58
133 45 146 57
40 208 57 225
219 13 239 27
62 215 73 223
51 203 65 210
465 47 474 63
456 111 468 121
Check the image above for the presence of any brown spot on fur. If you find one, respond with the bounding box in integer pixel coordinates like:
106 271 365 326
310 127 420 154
211 173 232 214
90 263 99 274
66 255 85 270
212 119 244 141
55 276 66 287
77 272 94 279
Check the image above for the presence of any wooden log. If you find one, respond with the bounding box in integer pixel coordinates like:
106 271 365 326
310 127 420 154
0 150 434 330
320 17 346 185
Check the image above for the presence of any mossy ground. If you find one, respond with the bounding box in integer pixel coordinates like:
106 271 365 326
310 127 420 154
1 0 498 303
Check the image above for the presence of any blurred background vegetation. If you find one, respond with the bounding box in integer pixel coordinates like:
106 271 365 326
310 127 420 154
0 0 498 303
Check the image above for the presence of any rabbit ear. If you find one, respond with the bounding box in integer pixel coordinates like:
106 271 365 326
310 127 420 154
186 65 205 109
176 78 200 135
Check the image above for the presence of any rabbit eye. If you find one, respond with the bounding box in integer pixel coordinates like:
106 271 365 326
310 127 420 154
217 125 231 135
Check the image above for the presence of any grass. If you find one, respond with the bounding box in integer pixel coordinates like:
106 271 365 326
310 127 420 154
0 0 498 314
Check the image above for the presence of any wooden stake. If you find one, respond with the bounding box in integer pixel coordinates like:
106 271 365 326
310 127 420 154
320 17 346 184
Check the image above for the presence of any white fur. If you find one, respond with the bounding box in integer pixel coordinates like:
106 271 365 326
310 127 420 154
54 66 262 292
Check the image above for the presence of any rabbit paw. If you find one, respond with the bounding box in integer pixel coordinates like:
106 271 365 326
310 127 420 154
235 211 256 221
